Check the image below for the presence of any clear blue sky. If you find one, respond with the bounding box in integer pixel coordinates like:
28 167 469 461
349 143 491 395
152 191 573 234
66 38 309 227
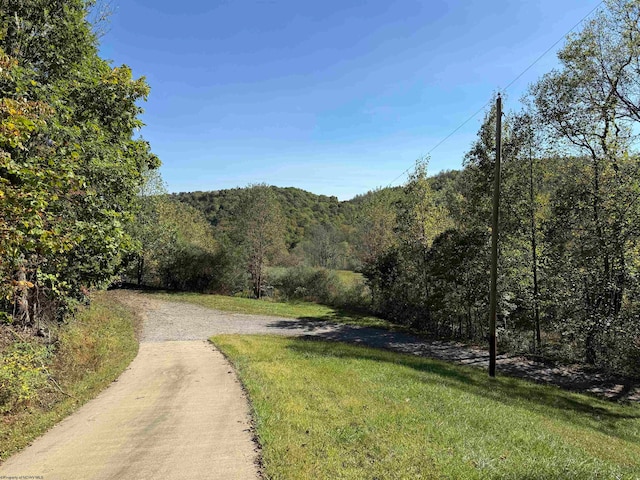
100 0 601 200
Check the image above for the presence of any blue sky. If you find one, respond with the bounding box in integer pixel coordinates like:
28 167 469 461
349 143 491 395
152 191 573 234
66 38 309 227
100 0 601 199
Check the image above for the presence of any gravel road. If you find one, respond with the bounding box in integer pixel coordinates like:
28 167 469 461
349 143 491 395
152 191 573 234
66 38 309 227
131 291 639 402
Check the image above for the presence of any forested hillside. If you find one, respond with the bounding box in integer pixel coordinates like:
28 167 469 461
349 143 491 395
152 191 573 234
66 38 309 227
173 187 356 248
168 173 454 271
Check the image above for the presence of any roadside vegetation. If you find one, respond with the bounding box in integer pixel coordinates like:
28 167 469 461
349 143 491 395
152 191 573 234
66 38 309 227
213 335 640 480
0 292 140 462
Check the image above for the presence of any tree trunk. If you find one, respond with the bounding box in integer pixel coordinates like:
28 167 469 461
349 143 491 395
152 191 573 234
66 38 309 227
15 267 31 325
137 255 144 285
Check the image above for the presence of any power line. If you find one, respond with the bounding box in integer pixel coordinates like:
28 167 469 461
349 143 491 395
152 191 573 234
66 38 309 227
386 1 604 188
386 99 493 187
503 2 603 92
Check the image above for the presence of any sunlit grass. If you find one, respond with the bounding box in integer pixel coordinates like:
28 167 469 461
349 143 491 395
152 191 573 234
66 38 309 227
333 269 365 287
212 335 640 480
150 291 388 328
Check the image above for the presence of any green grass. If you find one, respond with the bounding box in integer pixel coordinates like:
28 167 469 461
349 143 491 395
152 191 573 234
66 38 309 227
266 267 364 287
150 291 388 328
212 335 640 480
0 291 140 462
333 269 365 287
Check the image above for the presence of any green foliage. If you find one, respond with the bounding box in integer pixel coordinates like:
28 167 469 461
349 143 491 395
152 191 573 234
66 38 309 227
0 1 157 324
269 266 370 309
353 187 401 266
0 342 50 413
358 4 640 374
364 160 457 331
0 291 140 461
173 186 354 249
54 292 139 385
126 192 232 293
524 0 640 370
227 184 288 298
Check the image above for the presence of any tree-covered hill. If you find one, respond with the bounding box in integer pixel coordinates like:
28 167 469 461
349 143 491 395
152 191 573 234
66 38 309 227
171 174 457 249
172 186 359 248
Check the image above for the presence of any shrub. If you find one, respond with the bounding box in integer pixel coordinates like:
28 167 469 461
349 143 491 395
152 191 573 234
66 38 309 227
0 342 50 413
269 267 370 310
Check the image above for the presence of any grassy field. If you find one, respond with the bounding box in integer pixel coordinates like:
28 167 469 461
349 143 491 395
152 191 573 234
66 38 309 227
265 267 365 287
212 335 640 480
0 292 140 462
333 269 366 287
151 291 388 328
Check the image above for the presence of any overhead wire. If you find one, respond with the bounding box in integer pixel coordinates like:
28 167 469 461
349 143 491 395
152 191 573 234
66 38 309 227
385 1 605 188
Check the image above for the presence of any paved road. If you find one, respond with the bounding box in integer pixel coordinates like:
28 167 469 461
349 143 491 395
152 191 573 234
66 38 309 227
0 297 260 480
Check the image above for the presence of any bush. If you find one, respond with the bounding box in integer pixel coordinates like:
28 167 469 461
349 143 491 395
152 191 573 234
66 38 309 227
0 342 50 413
53 293 139 385
269 267 370 310
0 291 140 462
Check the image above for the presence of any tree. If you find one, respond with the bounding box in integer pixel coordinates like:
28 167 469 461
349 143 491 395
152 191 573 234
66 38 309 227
232 185 286 298
128 166 169 285
302 224 345 269
354 188 399 266
530 0 640 366
363 160 453 330
1 0 157 325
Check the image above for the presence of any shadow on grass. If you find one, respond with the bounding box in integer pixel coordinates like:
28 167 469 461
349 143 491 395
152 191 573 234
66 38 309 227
267 318 491 361
284 337 640 444
127 289 640 410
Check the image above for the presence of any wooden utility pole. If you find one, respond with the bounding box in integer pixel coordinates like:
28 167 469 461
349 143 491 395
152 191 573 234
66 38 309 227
529 127 541 352
489 94 502 378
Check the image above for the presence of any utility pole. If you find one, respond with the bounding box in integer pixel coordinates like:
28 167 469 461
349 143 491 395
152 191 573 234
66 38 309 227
529 125 541 352
489 94 502 378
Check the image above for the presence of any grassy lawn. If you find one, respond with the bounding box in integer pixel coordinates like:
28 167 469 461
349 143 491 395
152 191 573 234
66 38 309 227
150 291 388 328
0 291 140 462
212 335 640 480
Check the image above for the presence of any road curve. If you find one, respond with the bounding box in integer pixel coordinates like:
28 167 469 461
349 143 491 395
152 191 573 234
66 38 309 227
0 340 259 480
1 289 637 479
